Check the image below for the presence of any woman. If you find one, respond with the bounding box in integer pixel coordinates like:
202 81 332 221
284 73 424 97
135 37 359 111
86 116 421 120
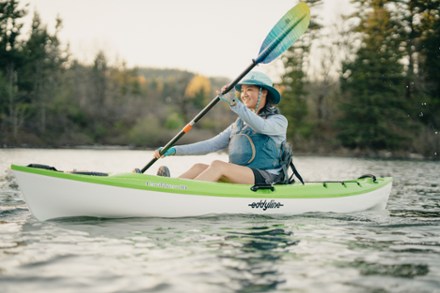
153 71 288 185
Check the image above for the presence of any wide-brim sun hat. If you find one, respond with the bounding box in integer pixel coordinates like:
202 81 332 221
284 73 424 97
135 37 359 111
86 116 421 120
235 71 281 104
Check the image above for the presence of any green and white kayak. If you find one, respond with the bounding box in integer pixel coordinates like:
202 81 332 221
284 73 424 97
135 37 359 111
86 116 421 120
11 164 392 221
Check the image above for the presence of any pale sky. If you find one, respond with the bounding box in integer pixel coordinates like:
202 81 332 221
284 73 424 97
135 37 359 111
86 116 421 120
22 0 351 79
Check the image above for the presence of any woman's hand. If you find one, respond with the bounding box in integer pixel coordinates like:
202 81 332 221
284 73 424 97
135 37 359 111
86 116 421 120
218 85 237 107
153 147 176 158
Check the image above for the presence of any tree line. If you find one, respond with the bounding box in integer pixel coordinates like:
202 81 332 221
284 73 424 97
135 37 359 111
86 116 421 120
280 0 438 159
1 0 438 159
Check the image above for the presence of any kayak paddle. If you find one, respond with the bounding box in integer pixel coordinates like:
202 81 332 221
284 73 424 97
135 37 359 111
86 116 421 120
140 2 310 173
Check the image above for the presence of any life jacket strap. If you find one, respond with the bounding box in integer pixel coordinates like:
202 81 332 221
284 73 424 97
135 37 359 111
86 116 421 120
288 161 304 185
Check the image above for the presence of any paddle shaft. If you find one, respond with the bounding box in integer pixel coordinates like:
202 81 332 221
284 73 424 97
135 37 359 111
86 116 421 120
140 60 257 173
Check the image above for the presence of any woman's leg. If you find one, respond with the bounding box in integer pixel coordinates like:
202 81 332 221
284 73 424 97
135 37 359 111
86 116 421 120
194 160 254 184
179 163 209 179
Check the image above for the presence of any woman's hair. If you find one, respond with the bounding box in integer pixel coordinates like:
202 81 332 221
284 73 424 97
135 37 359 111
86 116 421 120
255 87 279 117
259 101 280 118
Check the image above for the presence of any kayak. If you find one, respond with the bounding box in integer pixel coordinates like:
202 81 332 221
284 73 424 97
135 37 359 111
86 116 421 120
11 164 393 221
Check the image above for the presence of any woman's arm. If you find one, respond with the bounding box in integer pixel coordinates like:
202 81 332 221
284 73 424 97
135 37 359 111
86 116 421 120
231 102 287 136
174 126 232 155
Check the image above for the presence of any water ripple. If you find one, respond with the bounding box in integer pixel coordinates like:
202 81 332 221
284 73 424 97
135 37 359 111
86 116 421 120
347 260 429 278
1 152 440 292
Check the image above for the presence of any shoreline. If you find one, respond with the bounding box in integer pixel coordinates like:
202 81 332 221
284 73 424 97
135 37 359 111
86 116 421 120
1 145 437 161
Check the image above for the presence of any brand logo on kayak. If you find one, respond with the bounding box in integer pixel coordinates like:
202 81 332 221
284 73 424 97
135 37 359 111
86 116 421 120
248 200 284 211
145 181 188 190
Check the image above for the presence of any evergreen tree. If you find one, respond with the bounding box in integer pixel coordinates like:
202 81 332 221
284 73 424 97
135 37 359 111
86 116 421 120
92 51 108 107
20 13 68 136
0 0 27 142
392 0 439 128
338 0 411 150
417 0 440 130
280 0 322 146
395 0 422 102
280 43 309 143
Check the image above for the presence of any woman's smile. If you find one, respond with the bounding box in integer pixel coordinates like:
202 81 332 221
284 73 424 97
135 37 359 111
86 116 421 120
240 85 267 111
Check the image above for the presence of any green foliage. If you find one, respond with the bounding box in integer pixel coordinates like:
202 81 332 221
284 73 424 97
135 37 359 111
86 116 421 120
279 0 322 147
128 116 168 147
280 45 311 142
165 112 184 130
0 0 27 141
417 1 440 129
21 12 68 134
338 0 412 150
0 0 437 158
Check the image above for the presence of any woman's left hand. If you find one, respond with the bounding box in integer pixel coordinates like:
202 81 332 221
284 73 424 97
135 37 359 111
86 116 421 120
154 147 176 158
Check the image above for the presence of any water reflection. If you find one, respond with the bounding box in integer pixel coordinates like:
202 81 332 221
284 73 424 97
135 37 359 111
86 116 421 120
13 217 300 292
350 259 429 278
2 150 440 292
220 223 299 293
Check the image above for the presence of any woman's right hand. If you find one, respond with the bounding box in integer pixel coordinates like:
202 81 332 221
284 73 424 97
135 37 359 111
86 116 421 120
218 85 237 107
153 147 176 158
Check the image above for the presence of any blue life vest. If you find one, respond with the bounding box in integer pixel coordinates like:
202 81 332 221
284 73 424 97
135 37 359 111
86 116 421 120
228 117 281 170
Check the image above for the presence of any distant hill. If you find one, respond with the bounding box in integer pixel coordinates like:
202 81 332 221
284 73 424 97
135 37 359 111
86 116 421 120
137 67 194 80
136 67 230 92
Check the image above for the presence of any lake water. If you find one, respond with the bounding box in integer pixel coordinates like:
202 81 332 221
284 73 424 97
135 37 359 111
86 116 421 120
1 149 439 292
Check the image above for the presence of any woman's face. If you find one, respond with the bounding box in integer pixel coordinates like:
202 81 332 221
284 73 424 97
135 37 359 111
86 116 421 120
240 85 267 111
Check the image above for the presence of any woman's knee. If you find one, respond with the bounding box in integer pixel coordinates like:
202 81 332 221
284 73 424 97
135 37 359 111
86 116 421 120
209 160 226 167
209 160 229 172
192 163 209 172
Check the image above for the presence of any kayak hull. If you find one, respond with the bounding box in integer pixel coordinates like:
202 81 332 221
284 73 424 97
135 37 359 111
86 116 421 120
11 165 392 221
